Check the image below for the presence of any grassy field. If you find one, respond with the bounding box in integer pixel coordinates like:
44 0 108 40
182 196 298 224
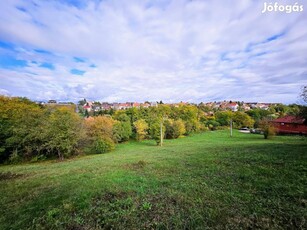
0 130 306 229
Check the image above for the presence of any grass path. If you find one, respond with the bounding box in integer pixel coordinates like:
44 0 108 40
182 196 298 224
0 131 306 229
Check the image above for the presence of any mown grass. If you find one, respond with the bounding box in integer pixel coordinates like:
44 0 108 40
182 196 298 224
0 130 306 229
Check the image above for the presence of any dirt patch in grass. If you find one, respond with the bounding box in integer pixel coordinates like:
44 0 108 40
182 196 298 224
124 160 147 171
0 172 25 181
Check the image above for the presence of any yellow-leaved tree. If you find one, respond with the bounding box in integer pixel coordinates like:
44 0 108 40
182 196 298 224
84 116 116 153
133 119 148 141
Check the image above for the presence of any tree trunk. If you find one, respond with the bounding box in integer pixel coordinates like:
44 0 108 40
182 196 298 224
58 150 64 161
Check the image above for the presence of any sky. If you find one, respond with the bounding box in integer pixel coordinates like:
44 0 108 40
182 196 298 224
0 0 306 104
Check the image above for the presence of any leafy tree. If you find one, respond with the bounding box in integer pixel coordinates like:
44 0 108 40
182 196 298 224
176 104 198 121
215 111 233 126
298 86 307 122
126 108 140 123
259 118 276 139
84 116 115 140
44 107 83 160
287 104 301 116
133 119 148 141
149 120 164 145
232 111 254 128
274 104 288 116
78 98 87 106
198 103 211 112
0 96 47 162
91 136 115 154
84 115 116 154
84 109 89 118
205 120 220 130
116 113 131 123
300 85 307 103
113 121 132 143
165 119 186 139
184 120 200 135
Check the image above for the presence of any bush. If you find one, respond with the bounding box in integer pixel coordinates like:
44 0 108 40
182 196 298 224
205 120 220 130
259 119 276 139
113 121 132 143
184 120 200 135
8 150 22 164
199 124 209 132
133 119 149 141
263 126 276 139
149 121 164 145
233 111 255 129
91 137 115 154
30 155 47 163
165 119 186 139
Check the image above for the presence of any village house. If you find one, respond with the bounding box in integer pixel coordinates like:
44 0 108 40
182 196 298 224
48 100 57 104
241 104 251 111
272 115 307 135
227 102 239 111
83 104 92 112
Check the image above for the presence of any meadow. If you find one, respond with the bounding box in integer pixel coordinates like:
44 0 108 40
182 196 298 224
0 130 306 229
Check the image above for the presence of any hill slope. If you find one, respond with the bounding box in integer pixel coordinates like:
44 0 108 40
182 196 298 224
0 131 306 229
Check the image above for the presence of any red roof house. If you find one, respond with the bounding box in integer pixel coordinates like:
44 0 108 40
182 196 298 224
83 105 92 112
226 102 239 111
272 115 307 135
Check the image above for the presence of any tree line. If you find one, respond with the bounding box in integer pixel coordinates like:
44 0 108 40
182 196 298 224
1 95 306 164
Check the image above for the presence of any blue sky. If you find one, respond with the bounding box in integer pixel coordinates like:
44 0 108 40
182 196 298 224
0 0 306 103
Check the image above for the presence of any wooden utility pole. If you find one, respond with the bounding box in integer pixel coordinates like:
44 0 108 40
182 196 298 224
230 118 233 137
160 116 167 146
160 120 163 146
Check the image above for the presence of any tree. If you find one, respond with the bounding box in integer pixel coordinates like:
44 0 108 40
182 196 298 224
299 86 307 122
133 119 148 141
274 104 288 116
84 116 115 140
232 111 255 128
288 104 300 116
205 119 220 130
78 98 87 106
215 111 233 126
84 115 116 154
113 121 132 143
0 96 47 162
149 119 164 145
44 107 83 160
165 119 186 139
84 109 89 118
91 136 115 154
300 85 307 103
259 118 276 139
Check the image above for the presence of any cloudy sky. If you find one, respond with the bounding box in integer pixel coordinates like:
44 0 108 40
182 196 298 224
0 0 306 103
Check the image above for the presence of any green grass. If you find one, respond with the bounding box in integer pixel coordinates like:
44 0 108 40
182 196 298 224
0 130 306 229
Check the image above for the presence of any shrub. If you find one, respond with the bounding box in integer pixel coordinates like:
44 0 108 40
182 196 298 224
8 149 22 164
133 119 149 141
30 155 47 163
91 137 115 154
259 119 276 139
263 126 276 139
149 121 164 145
165 119 186 139
84 116 115 140
233 111 255 129
113 121 132 143
199 124 209 132
184 120 200 135
205 120 220 130
45 107 83 160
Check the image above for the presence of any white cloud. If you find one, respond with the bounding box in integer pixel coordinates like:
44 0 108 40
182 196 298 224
0 0 306 103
